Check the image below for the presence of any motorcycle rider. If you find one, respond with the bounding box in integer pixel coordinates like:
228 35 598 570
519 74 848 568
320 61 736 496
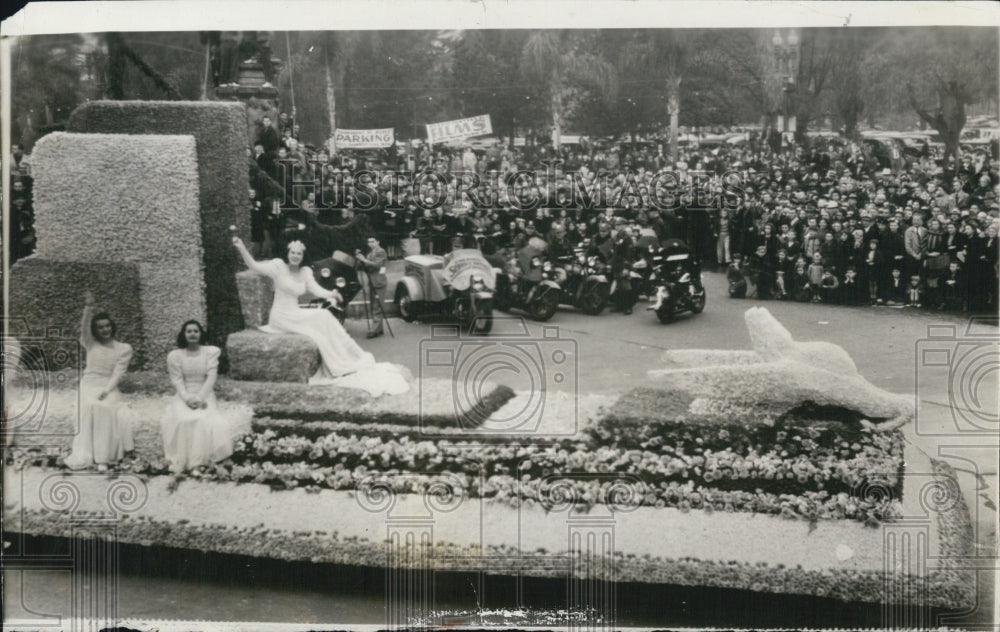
546 222 575 261
610 219 637 314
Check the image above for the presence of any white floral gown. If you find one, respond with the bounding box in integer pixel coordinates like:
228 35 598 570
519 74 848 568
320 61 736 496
161 346 234 473
64 338 134 469
257 259 410 396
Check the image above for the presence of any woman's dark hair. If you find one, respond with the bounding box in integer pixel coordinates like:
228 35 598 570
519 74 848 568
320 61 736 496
90 313 117 339
176 320 208 348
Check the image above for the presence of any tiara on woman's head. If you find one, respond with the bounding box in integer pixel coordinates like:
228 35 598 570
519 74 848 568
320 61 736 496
287 240 306 251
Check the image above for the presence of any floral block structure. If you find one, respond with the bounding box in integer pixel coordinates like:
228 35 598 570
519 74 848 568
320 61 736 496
9 132 206 369
67 101 252 351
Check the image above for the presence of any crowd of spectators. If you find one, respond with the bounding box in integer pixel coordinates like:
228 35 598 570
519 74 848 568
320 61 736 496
250 113 999 314
9 114 994 316
7 144 35 264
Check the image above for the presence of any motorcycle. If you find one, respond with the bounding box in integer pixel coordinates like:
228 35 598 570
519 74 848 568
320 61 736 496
648 239 707 324
550 241 611 315
493 245 562 322
308 250 363 324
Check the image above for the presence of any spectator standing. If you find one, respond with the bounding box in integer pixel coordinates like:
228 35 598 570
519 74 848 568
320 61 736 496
968 224 999 312
922 219 948 308
904 214 926 278
257 115 281 156
864 239 884 304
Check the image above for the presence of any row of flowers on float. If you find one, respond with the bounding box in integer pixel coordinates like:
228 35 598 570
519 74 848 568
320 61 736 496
232 426 902 495
215 460 901 523
588 416 887 455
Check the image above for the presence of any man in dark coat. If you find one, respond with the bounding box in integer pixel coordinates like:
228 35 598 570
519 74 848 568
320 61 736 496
257 115 282 156
609 222 637 314
355 235 388 338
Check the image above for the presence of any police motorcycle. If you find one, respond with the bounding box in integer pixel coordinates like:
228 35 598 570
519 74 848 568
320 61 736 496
549 240 611 315
307 250 363 324
648 238 706 324
394 248 495 335
630 233 661 300
493 241 562 322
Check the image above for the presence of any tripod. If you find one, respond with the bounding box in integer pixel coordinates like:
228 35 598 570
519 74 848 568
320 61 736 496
356 259 395 338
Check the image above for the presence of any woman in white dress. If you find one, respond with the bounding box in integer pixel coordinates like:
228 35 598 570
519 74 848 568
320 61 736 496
161 320 233 474
232 237 410 396
64 292 134 472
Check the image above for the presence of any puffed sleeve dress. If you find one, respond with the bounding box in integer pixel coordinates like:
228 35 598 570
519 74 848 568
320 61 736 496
161 346 234 473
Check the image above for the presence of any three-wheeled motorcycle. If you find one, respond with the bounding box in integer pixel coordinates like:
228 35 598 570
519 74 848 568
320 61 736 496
648 238 707 323
393 248 495 334
493 244 562 322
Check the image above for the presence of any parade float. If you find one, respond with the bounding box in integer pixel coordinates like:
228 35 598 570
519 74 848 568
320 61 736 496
5 307 975 617
3 98 976 626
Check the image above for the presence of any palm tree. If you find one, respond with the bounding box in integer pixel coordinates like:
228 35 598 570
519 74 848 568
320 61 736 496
519 30 616 150
620 30 701 164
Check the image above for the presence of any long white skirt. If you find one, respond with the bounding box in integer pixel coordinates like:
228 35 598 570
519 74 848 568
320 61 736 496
161 393 234 473
263 305 410 396
64 377 133 469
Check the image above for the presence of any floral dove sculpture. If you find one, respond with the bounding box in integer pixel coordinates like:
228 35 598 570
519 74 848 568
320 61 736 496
648 307 913 429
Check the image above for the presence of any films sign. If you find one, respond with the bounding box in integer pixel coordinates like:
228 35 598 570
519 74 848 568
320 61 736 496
426 114 493 145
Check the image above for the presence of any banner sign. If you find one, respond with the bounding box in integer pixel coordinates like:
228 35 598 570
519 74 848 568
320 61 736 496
332 128 395 149
426 114 492 145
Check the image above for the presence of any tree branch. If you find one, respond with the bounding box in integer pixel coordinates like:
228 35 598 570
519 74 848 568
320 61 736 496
107 33 182 99
907 82 945 131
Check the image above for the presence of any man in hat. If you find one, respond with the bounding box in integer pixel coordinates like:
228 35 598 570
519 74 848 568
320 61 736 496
860 208 881 245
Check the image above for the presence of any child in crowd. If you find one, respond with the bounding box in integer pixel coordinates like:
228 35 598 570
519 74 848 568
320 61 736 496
748 245 773 299
807 251 825 302
774 269 788 300
940 261 964 311
841 266 861 305
907 274 923 308
865 238 883 305
792 261 811 302
775 248 793 293
820 266 840 303
727 254 747 298
885 268 906 305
